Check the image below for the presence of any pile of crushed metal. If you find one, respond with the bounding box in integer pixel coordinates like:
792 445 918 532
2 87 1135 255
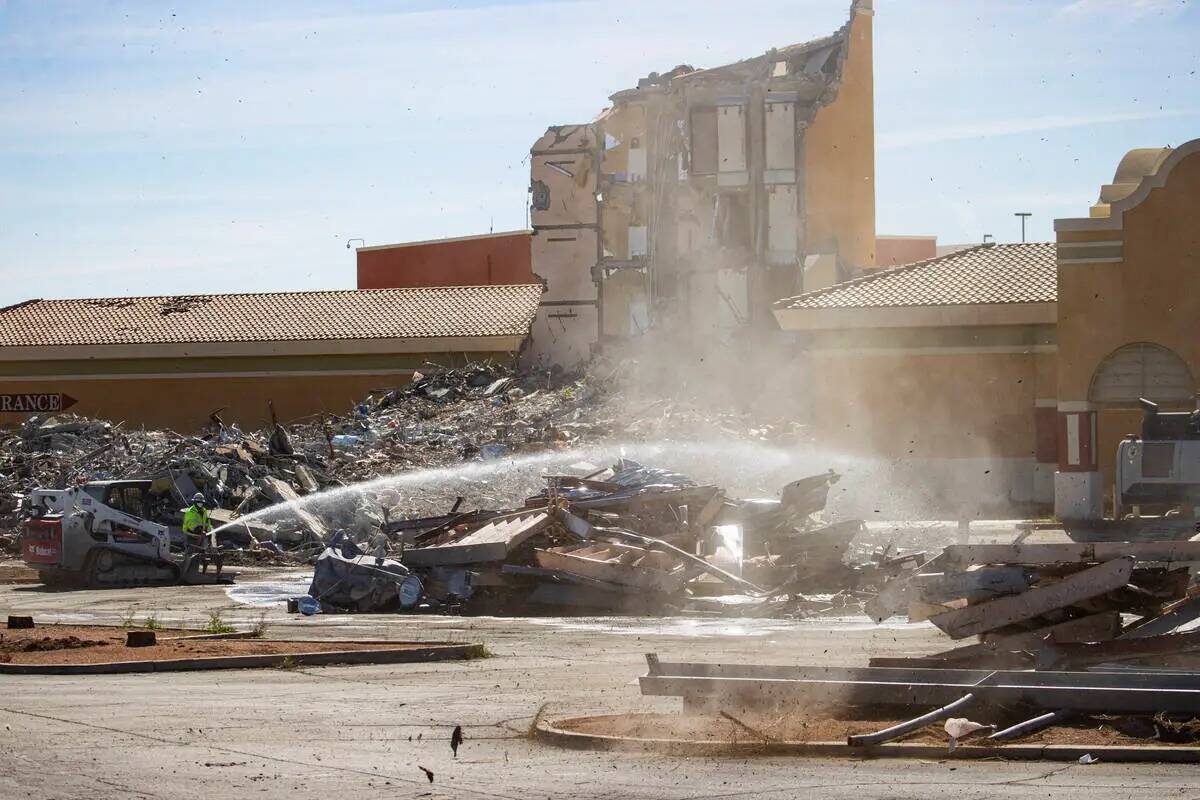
0 361 802 559
302 461 913 617
634 540 1200 751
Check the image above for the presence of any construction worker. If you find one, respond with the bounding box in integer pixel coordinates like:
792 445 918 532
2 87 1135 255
182 493 219 575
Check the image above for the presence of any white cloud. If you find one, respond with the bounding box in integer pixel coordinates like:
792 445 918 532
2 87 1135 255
878 108 1196 150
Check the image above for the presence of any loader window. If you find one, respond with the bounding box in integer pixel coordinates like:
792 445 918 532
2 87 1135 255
122 487 146 516
104 486 147 517
104 486 125 512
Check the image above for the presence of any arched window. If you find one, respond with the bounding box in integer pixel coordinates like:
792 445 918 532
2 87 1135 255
1088 342 1194 405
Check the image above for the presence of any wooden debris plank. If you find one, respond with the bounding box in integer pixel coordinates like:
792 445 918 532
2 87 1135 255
403 510 550 566
1040 630 1200 669
981 611 1122 648
534 546 684 593
906 599 954 624
943 542 1200 567
929 557 1135 640
1043 634 1199 668
875 612 1124 669
1122 595 1200 639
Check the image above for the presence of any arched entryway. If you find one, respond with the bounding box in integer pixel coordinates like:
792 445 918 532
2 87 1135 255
1088 342 1194 405
1088 342 1195 499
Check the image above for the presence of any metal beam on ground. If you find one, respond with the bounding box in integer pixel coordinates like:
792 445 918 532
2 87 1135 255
639 673 1200 714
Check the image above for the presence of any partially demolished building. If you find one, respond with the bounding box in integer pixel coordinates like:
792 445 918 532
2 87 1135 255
528 0 875 366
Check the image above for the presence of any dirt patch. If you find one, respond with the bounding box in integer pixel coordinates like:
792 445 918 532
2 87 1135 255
0 624 461 666
14 634 108 653
557 712 1196 748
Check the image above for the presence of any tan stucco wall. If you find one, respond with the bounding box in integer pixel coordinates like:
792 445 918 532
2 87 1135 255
1057 150 1200 402
0 351 505 431
809 349 1040 459
803 7 876 269
1055 143 1200 499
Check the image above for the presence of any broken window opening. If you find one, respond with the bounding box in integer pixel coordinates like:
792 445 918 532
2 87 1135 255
714 193 752 248
689 107 718 175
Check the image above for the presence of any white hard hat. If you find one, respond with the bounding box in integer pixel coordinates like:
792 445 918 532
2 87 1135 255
191 492 205 504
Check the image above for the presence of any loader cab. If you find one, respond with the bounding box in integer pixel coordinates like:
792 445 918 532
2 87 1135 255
1114 399 1200 519
83 480 154 519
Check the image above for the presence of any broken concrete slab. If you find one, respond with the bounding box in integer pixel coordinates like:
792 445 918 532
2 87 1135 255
400 509 551 567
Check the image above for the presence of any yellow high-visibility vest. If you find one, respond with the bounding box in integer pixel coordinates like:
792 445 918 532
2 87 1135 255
182 505 211 534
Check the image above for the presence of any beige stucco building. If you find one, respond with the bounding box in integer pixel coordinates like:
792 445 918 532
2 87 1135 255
1053 141 1200 519
0 285 541 431
773 136 1200 519
774 242 1058 514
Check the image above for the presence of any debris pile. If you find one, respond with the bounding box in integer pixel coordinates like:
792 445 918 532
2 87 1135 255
584 540 1200 747
1 361 809 560
301 460 905 618
865 541 1200 672
634 544 1200 749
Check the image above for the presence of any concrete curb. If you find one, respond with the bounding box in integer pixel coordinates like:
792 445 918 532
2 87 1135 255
0 642 486 675
534 715 1200 763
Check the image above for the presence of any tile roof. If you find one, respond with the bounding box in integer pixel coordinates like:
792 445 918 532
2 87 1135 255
0 284 543 348
776 243 1057 311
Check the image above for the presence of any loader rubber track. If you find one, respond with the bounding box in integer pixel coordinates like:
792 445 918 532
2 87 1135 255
82 546 181 589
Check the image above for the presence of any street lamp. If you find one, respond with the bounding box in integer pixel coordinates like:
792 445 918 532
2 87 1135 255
1014 213 1032 243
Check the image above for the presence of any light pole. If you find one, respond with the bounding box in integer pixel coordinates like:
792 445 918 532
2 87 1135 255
1014 212 1032 243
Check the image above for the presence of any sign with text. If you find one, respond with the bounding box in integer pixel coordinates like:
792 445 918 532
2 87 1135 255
0 393 78 413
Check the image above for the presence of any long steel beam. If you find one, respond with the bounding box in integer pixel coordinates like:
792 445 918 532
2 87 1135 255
640 658 1200 714
640 674 1200 714
646 660 1200 689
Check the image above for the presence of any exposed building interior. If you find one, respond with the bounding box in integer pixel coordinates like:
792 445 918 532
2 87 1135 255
528 0 875 367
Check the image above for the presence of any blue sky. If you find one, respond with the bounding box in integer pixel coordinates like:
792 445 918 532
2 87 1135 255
0 0 1196 304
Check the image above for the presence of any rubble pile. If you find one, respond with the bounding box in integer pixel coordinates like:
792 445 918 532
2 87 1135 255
638 540 1200 749
0 361 809 559
303 460 909 618
865 541 1200 672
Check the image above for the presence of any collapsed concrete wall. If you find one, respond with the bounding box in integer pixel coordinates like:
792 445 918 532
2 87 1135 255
526 0 876 367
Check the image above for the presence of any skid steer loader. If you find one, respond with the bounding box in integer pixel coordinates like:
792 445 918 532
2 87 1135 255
20 480 236 588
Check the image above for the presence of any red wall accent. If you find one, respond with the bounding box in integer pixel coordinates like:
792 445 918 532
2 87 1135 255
357 232 533 289
1056 410 1097 472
